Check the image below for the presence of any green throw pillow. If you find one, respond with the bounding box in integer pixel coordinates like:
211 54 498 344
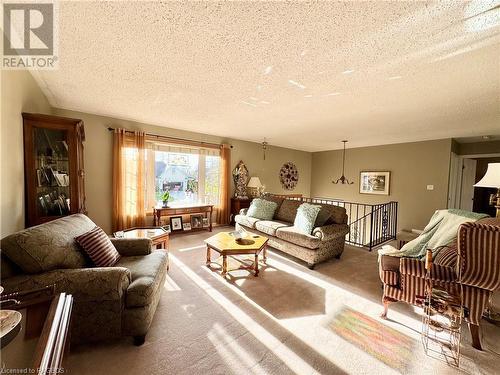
247 198 278 220
294 203 322 235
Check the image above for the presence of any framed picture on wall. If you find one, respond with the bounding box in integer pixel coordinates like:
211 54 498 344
170 216 183 231
359 171 390 195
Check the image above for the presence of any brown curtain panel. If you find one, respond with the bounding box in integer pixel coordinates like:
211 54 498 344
112 129 146 232
216 144 231 225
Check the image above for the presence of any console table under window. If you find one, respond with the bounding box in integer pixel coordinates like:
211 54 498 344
153 204 214 232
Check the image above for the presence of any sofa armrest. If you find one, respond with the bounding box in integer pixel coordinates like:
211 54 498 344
1 267 131 302
312 224 349 241
399 257 455 282
110 238 152 256
239 208 249 215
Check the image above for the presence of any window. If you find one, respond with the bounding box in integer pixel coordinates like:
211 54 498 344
145 142 220 210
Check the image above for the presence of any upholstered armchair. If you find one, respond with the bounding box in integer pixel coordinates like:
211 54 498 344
0 214 168 345
379 218 500 350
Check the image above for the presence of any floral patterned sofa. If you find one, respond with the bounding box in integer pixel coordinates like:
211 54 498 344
0 214 168 345
235 196 349 269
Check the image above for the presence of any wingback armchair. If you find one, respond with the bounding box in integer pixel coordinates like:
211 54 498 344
0 214 168 345
379 218 500 350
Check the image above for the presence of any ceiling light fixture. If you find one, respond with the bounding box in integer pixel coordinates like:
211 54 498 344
332 140 354 185
388 75 402 80
264 66 273 75
262 138 268 160
304 94 313 98
326 92 341 96
342 69 355 74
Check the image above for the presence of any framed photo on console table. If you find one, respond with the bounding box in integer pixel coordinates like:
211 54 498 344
190 214 203 229
360 171 390 195
170 216 183 231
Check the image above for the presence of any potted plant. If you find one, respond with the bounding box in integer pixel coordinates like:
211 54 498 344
160 191 173 208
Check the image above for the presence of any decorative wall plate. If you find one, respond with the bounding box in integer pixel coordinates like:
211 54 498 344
279 162 299 190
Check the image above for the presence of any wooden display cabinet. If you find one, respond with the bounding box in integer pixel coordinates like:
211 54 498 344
23 113 86 227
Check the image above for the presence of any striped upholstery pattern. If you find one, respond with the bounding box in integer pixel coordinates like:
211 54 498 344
75 226 121 267
380 219 500 326
382 270 399 286
434 245 458 267
458 219 500 291
399 258 456 282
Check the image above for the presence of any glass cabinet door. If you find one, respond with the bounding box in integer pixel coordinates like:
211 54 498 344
33 127 71 218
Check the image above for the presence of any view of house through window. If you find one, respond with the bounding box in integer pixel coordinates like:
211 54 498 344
145 143 220 210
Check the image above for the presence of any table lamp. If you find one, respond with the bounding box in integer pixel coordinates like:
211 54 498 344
247 177 263 198
474 162 500 218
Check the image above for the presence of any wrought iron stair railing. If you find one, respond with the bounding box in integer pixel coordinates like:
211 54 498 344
289 197 398 251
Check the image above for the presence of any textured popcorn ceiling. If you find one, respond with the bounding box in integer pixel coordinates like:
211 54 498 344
34 1 500 151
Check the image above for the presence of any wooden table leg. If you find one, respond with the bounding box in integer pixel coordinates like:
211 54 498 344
254 253 259 277
165 244 170 271
222 255 227 276
209 209 213 232
262 247 267 264
206 246 211 267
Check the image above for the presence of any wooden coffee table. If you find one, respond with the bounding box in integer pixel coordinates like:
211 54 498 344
204 232 268 277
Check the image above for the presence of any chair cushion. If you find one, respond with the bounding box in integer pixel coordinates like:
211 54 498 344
275 227 321 249
255 220 290 236
274 200 302 223
234 214 261 229
247 198 278 220
117 251 168 308
0 214 95 274
75 226 121 267
294 203 322 234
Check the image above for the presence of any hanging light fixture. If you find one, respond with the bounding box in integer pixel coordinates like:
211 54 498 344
262 138 268 160
332 140 354 185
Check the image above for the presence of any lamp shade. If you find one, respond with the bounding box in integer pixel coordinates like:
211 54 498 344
247 176 262 188
474 163 500 188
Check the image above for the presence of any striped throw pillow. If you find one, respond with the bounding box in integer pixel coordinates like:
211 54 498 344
75 226 121 267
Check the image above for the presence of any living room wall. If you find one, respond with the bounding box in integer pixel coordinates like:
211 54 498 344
0 71 458 238
1 70 52 237
311 139 453 232
52 108 312 233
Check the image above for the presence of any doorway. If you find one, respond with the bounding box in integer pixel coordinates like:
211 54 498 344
448 153 500 214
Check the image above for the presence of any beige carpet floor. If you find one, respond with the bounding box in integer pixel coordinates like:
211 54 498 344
67 227 500 374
